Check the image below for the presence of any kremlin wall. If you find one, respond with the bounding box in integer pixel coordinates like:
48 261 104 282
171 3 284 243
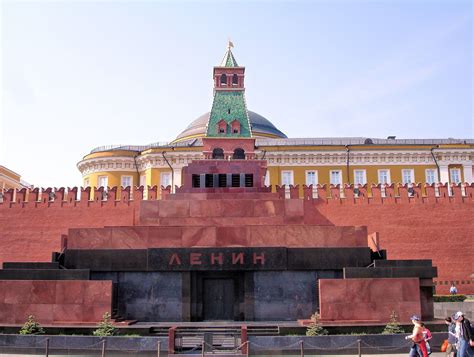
0 182 472 295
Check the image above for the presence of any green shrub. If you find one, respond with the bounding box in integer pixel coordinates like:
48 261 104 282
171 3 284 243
382 311 404 334
93 312 117 337
433 294 467 302
306 313 328 336
19 315 45 335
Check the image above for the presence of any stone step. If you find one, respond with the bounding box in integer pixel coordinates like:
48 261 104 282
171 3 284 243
2 262 60 270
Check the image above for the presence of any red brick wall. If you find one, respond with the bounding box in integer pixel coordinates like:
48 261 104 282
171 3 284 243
0 280 112 324
0 201 138 265
319 278 421 322
312 198 474 294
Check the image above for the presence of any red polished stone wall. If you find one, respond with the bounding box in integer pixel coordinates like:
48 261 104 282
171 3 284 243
319 278 421 323
67 224 367 249
0 280 112 324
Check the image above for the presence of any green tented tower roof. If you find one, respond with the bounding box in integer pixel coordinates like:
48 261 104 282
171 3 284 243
220 48 239 68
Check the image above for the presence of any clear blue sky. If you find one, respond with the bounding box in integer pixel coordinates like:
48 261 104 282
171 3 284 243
1 0 472 187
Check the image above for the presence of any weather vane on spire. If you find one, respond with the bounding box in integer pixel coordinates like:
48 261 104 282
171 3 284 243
228 38 234 49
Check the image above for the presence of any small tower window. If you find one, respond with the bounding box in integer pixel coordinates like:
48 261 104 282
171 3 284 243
233 148 245 160
217 119 227 134
212 148 224 159
230 119 240 134
232 74 238 86
220 74 227 86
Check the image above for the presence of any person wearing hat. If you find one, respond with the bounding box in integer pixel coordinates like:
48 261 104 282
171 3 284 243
406 315 428 357
453 311 473 357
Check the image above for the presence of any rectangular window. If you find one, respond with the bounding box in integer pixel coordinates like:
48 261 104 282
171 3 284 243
401 169 414 184
83 178 90 188
281 170 294 186
353 170 366 185
450 168 461 184
160 172 172 188
425 169 437 184
330 170 342 185
121 175 132 188
98 176 108 189
305 170 318 186
378 169 390 184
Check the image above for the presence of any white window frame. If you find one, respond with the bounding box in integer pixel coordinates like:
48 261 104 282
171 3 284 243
449 168 461 184
281 170 294 186
98 176 108 189
401 169 415 185
353 169 367 186
330 170 342 186
121 175 133 188
377 169 391 185
305 170 318 186
160 172 172 188
425 169 437 185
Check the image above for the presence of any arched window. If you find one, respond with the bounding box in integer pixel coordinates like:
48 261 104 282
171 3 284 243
232 148 245 160
212 148 224 159
220 74 227 85
232 74 238 85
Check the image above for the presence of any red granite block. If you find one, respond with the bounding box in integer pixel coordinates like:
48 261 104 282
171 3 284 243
189 200 222 217
158 200 190 218
253 200 284 217
139 200 160 223
55 281 84 304
182 226 216 247
14 303 54 324
4 281 32 304
30 281 56 304
0 303 14 322
0 282 6 303
148 226 182 247
83 281 112 305
319 278 421 322
82 304 111 322
52 304 84 322
284 199 304 217
216 226 249 246
221 200 254 217
248 226 285 246
68 228 112 249
109 226 148 249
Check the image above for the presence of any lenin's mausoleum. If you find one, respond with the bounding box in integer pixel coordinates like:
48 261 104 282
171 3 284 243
0 45 472 327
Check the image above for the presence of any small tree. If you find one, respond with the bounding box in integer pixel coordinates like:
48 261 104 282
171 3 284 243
306 312 328 336
19 315 45 335
93 312 117 337
382 310 405 334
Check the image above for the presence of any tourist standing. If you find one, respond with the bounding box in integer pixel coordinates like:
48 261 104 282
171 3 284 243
450 283 458 295
445 316 457 357
406 315 428 357
453 311 473 357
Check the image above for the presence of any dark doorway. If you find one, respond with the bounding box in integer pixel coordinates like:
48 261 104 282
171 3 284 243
203 279 234 320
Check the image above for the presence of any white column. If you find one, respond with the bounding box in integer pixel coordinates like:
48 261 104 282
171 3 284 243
439 164 449 184
463 164 473 183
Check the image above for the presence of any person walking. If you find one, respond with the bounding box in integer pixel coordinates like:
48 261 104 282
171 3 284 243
453 311 473 357
420 322 433 355
406 315 428 357
445 316 457 357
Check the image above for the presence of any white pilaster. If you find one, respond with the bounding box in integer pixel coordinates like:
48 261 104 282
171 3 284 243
439 164 450 184
463 164 473 184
